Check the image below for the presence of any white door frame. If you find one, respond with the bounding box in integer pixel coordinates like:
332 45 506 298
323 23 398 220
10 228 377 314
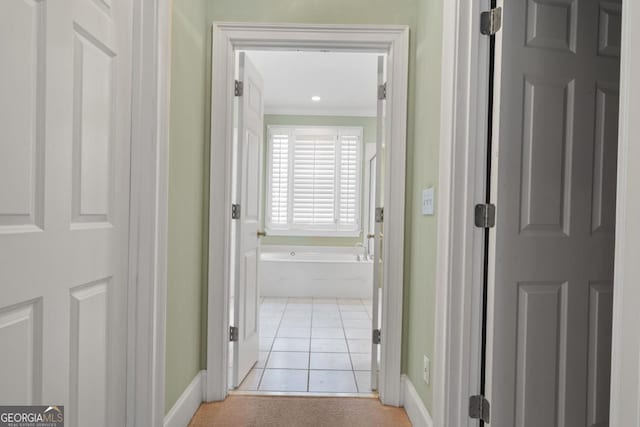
609 1 640 425
435 0 635 426
126 0 172 426
206 22 410 406
432 0 491 425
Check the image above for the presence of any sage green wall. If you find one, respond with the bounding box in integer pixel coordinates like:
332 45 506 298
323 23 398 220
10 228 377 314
261 114 377 247
162 0 444 414
165 0 208 413
402 0 443 411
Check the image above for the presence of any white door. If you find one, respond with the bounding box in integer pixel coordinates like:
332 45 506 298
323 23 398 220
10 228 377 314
370 55 386 391
487 0 621 425
232 52 265 388
0 0 132 426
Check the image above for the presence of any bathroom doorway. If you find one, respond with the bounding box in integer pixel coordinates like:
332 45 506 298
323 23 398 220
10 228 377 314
227 49 385 397
206 23 409 406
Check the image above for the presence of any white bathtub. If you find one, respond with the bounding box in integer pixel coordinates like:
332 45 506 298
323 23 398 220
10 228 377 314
259 246 373 299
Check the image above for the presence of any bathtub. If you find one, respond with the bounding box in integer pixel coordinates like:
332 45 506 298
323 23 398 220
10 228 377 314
259 246 373 299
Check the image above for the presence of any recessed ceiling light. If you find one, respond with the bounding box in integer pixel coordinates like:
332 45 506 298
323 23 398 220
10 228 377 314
311 96 321 102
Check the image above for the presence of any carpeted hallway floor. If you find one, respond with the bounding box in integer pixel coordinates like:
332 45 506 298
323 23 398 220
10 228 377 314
189 395 412 426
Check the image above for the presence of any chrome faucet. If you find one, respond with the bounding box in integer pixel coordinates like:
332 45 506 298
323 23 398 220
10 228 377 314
355 242 369 261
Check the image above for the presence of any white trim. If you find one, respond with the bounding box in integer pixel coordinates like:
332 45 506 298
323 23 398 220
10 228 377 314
400 375 434 427
163 371 206 427
433 0 491 426
610 1 640 425
126 0 171 425
207 22 409 406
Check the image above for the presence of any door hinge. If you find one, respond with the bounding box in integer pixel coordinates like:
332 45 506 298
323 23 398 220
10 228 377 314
375 207 384 223
234 80 243 96
378 83 387 100
469 395 490 423
229 326 239 342
474 203 496 228
372 329 381 344
480 7 502 35
232 204 241 220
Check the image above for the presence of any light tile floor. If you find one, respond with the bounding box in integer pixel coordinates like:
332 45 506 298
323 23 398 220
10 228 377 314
237 297 376 395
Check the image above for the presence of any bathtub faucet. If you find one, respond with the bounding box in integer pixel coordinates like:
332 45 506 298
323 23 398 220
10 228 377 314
355 242 369 261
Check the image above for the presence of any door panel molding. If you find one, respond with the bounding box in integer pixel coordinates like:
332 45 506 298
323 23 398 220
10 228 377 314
0 0 45 233
126 0 172 425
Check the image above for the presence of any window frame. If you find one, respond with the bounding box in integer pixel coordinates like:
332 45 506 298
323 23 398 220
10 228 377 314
265 124 363 237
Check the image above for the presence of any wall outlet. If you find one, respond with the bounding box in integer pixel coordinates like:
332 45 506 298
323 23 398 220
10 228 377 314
423 355 430 385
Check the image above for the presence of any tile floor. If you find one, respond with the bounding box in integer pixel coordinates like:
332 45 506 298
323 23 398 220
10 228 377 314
236 297 376 395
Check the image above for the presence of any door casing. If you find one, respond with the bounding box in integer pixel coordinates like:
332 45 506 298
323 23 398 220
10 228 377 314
206 22 410 406
126 0 172 425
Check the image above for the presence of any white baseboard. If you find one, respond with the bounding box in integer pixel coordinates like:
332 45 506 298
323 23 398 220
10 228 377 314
400 375 434 427
164 370 206 427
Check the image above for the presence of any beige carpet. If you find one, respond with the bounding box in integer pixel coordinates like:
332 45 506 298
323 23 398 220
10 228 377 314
189 395 412 427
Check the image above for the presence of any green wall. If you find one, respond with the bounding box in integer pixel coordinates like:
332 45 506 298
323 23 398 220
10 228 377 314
165 0 209 413
401 0 443 410
164 0 444 414
261 114 377 247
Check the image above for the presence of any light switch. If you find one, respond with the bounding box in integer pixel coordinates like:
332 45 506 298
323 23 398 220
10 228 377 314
423 355 430 384
422 187 435 215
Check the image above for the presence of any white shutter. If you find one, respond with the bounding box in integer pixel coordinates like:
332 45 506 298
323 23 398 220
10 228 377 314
269 130 289 225
338 132 359 227
292 130 336 225
266 125 362 235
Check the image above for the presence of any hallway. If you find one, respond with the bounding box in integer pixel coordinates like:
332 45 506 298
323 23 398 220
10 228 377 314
190 395 410 426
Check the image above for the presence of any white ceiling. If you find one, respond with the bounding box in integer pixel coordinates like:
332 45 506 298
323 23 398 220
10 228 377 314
243 50 380 117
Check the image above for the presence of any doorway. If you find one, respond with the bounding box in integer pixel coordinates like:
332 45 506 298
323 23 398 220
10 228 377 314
206 23 410 406
227 49 383 396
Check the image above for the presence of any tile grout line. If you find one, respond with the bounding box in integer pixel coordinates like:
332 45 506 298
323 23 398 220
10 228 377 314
256 298 287 391
338 299 360 393
307 298 315 392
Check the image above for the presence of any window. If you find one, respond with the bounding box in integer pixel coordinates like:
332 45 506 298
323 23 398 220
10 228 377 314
266 125 362 236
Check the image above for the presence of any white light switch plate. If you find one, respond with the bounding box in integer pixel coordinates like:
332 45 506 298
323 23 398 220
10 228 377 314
422 187 435 215
423 355 430 384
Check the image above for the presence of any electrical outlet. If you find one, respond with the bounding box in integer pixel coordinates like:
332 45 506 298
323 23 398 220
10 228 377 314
423 355 430 385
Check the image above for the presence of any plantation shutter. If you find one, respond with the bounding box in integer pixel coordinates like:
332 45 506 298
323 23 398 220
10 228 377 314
269 130 290 225
338 132 359 227
292 130 337 224
266 126 362 234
